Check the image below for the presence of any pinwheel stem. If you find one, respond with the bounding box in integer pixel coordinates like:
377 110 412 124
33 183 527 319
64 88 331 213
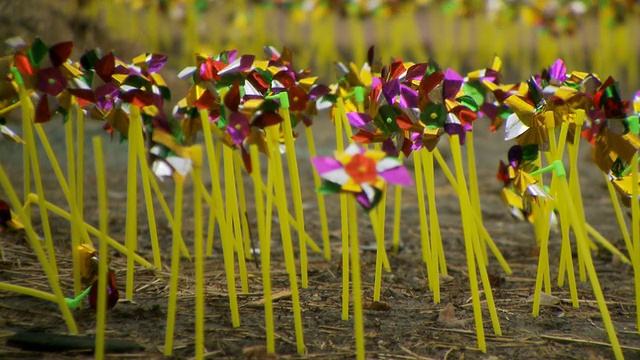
145 174 191 259
191 147 205 360
413 150 433 288
0 164 78 334
250 144 275 353
391 184 403 254
305 125 331 261
125 106 140 301
233 151 252 261
0 282 56 303
17 82 57 277
164 177 184 356
632 151 640 334
336 98 351 321
348 198 365 360
448 135 487 352
268 92 311 288
466 131 487 262
206 140 223 257
421 149 445 301
134 114 162 269
93 136 109 360
200 110 240 328
531 199 554 317
24 194 154 268
223 145 249 293
76 104 84 245
266 125 305 355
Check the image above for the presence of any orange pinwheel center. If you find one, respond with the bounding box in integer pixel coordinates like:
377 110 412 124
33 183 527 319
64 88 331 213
344 153 377 184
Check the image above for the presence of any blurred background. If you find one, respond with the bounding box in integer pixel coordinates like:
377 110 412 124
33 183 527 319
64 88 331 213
1 0 639 95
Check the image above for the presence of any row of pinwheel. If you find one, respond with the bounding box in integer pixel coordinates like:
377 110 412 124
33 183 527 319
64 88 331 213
2 37 640 360
489 58 640 360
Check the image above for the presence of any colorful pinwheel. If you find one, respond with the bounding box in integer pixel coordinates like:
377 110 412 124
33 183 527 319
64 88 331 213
311 143 412 211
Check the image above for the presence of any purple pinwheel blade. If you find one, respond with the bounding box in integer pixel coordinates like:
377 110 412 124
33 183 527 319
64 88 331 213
379 166 413 186
311 157 343 175
346 112 372 128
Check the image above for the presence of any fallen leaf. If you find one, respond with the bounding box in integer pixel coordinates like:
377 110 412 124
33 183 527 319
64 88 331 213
364 300 391 311
246 290 291 308
526 292 560 306
437 303 469 327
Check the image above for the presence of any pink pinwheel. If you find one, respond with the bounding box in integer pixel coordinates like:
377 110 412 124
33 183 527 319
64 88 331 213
311 144 412 211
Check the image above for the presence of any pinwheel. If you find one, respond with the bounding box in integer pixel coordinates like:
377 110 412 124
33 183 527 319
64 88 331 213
0 198 23 231
503 78 549 147
312 143 412 211
465 56 506 132
10 38 85 123
496 145 551 222
0 118 24 143
414 64 480 146
77 244 120 311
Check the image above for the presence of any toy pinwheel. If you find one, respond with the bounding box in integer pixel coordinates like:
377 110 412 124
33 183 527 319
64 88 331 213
413 63 479 146
311 143 412 211
0 118 24 143
0 198 23 231
496 145 552 222
77 244 120 310
9 38 85 123
465 56 506 132
503 78 549 146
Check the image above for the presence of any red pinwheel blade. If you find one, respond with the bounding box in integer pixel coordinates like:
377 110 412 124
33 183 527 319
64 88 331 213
49 41 73 68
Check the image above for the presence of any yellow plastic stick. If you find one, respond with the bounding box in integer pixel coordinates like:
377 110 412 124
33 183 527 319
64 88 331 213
433 149 511 274
422 149 444 301
448 135 486 352
466 131 487 263
422 150 446 275
584 224 630 264
604 174 633 257
413 150 434 292
22 100 31 221
200 110 240 327
336 99 350 321
134 118 162 269
93 136 108 360
164 177 185 356
125 106 140 301
305 125 331 260
0 282 56 303
279 98 310 288
233 151 252 260
206 140 223 256
76 104 84 235
0 100 20 115
560 174 624 360
266 125 305 354
34 124 93 248
65 117 83 299
391 183 403 254
223 145 249 293
147 173 190 259
0 165 78 334
191 146 205 359
25 194 154 268
631 152 640 333
250 144 275 353
19 90 56 275
532 199 554 317
348 198 365 360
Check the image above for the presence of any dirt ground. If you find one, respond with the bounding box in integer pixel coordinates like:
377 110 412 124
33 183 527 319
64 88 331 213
2 2 640 359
